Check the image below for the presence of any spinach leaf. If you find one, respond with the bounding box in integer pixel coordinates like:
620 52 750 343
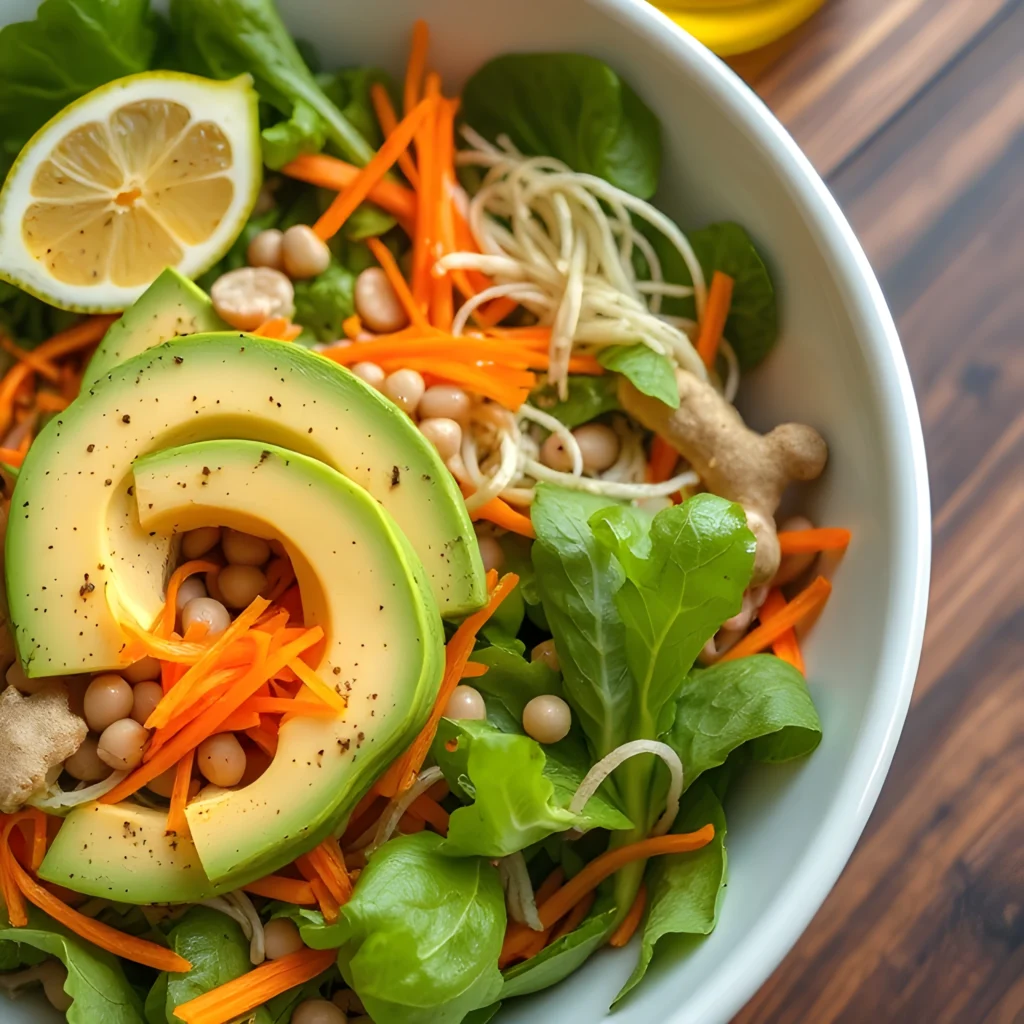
531 484 633 762
318 68 395 152
468 645 564 724
0 0 159 178
615 779 727 1002
334 833 505 1024
529 375 620 429
292 260 355 342
169 0 374 166
462 54 661 198
432 718 631 857
597 345 679 409
0 904 144 1023
666 654 822 788
499 901 617 999
144 975 169 1024
463 1004 502 1024
265 968 339 1023
261 99 325 169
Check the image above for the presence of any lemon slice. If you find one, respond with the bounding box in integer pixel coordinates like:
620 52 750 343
0 72 261 312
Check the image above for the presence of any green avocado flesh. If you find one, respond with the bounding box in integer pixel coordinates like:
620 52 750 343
83 268 227 388
7 333 484 675
40 439 444 896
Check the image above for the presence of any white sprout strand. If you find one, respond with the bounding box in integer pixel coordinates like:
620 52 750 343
462 423 520 512
201 896 258 958
599 416 649 485
523 456 698 500
569 740 684 838
499 852 543 932
28 771 128 812
720 339 740 403
517 404 583 476
368 766 445 854
227 891 266 965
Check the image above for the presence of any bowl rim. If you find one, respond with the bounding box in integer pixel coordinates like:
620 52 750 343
594 1 931 1020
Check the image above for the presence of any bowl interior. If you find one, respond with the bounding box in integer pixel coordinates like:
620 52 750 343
2 1 928 1022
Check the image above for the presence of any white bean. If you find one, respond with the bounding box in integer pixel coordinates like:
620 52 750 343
281 225 332 280
443 685 487 721
522 695 572 744
175 576 207 612
221 529 271 566
181 597 231 636
383 369 425 416
65 736 112 782
247 228 285 270
354 266 409 334
292 1000 347 1024
97 718 149 771
477 535 505 573
146 766 178 798
181 526 221 559
122 656 161 684
418 385 470 423
211 267 295 332
419 417 463 462
83 674 134 733
264 918 306 960
218 564 267 609
351 362 385 390
573 423 620 473
531 639 560 673
197 733 246 787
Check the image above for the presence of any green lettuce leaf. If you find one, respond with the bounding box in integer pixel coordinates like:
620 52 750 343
317 68 395 153
261 98 326 169
597 345 679 409
292 260 355 342
462 54 661 198
529 375 620 429
467 645 564 727
0 904 144 1023
265 968 339 1023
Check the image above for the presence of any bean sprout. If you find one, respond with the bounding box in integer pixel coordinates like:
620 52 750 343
202 891 266 965
368 766 445 854
720 339 740 404
517 404 583 476
498 852 543 931
29 771 128 813
522 456 698 500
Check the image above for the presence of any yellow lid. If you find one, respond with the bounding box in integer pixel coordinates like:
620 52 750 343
653 0 827 56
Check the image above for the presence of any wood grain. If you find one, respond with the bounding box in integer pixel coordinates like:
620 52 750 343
732 1 1024 1021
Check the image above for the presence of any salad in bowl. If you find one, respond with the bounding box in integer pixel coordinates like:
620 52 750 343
0 1 853 1022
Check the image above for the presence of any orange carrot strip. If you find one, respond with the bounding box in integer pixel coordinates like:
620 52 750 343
218 708 262 732
0 363 33 439
33 316 118 361
314 99 435 241
253 317 302 342
411 74 441 307
403 19 430 116
777 528 852 555
407 794 449 834
759 589 805 674
242 875 316 905
157 560 220 637
379 358 532 409
470 496 535 539
647 436 679 484
720 576 832 662
377 572 518 797
430 98 457 330
305 839 353 906
246 725 279 757
366 238 430 330
0 446 26 467
0 337 60 383
165 749 195 837
342 314 362 340
280 154 417 222
551 890 595 943
173 948 336 1024
306 875 340 922
460 661 488 679
287 658 348 716
609 883 647 947
324 335 549 369
24 809 48 872
499 867 567 966
474 296 520 329
34 392 69 412
371 82 420 188
145 674 239 761
696 271 734 369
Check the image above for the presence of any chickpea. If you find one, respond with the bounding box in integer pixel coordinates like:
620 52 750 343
351 361 386 390
97 718 149 771
211 266 295 332
444 684 487 721
476 535 504 573
292 999 347 1024
218 564 268 609
281 224 332 280
83 674 134 733
264 917 306 960
146 766 178 798
354 266 409 334
522 695 572 744
181 526 221 560
383 368 425 416
175 576 207 612
197 733 246 787
222 529 271 567
772 515 817 586
122 656 161 684
531 639 560 673
539 431 575 472
131 681 164 726
418 384 470 424
65 736 112 782
419 417 462 462
247 228 285 270
181 597 231 636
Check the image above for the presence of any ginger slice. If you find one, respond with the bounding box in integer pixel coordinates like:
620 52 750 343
619 371 827 585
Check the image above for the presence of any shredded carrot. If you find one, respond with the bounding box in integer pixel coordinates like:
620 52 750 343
407 794 449 834
378 358 533 409
0 446 26 467
647 436 679 483
696 271 734 369
411 73 441 308
165 749 195 837
473 296 520 329
366 238 430 330
551 890 595 943
0 337 60 383
253 317 302 342
173 947 336 1024
324 334 566 370
157 560 220 638
721 576 832 662
0 363 33 439
246 725 279 757
342 314 362 340
759 589 805 673
314 98 435 241
500 867 565 966
403 19 430 116
609 883 647 947
287 657 348 716
309 877 340 922
777 527 852 555
429 98 458 331
304 837 353 906
34 316 118 362
377 572 518 798
242 875 316 905
280 154 417 223
460 661 489 679
34 392 69 412
219 707 262 732
470 496 535 538
371 82 420 188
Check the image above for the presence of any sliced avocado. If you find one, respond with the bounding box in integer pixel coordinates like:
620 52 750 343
84 268 227 387
41 439 443 895
7 334 485 675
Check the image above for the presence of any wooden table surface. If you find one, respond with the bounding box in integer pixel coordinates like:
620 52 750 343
723 2 1024 1021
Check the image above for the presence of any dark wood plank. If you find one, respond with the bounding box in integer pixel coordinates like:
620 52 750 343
733 4 1024 1021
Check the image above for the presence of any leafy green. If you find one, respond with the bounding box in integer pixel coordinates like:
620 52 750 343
265 968 339 1023
169 0 374 165
463 1004 502 1024
144 975 169 1024
317 68 395 152
292 260 356 341
462 54 661 198
0 283 79 348
0 0 159 178
666 654 822 788
261 98 325 169
615 780 728 1002
0 904 144 1023
432 718 631 857
529 375 620 429
333 833 505 1024
468 645 564 725
597 345 679 408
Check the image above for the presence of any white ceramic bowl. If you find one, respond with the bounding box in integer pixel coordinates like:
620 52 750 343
4 1 929 1021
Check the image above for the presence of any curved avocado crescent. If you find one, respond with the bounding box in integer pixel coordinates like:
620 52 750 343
40 440 444 899
6 333 485 676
